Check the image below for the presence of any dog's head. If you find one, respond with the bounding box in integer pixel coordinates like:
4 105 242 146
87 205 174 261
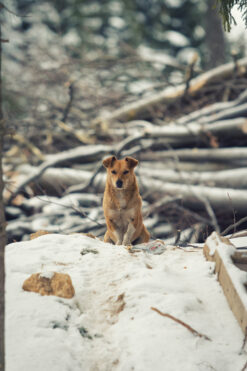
103 156 138 189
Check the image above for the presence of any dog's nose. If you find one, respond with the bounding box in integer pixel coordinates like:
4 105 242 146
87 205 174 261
116 179 123 188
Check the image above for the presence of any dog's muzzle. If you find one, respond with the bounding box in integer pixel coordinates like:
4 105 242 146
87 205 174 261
116 179 123 188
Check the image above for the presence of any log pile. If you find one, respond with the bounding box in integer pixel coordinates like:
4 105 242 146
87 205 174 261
4 58 247 244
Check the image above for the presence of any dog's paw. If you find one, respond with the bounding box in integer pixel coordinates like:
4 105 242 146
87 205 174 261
123 239 131 246
116 240 122 245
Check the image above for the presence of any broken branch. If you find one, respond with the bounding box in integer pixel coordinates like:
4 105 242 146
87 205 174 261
151 307 211 341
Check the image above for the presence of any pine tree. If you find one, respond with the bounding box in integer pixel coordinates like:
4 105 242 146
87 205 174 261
216 0 247 31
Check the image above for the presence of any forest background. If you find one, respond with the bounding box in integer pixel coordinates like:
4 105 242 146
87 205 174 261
1 1 247 368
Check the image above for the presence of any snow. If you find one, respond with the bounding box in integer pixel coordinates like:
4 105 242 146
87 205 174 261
109 17 126 29
138 46 183 69
176 47 200 64
206 232 236 257
63 30 81 47
39 271 55 280
163 31 190 47
6 234 247 371
227 5 247 50
206 232 247 308
165 0 185 8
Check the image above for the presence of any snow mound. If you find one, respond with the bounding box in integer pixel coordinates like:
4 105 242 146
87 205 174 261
6 234 246 371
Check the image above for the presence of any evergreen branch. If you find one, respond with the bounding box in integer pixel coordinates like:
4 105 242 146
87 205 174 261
216 0 247 31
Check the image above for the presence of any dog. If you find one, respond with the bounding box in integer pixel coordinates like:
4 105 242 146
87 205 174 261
102 155 150 246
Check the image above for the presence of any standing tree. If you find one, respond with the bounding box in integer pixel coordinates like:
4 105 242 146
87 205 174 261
205 0 226 68
0 6 6 370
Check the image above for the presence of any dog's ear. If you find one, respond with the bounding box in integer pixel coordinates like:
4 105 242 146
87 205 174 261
125 156 138 169
103 155 117 168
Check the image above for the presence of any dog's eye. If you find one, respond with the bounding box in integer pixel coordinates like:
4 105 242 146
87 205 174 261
123 170 129 174
111 170 117 174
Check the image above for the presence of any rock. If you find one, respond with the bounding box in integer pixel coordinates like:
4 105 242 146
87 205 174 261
22 272 75 298
30 230 50 240
77 232 96 239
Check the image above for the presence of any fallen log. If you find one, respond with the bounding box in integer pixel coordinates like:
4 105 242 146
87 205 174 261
196 103 247 124
140 178 247 214
140 147 247 162
140 160 233 172
6 105 247 204
145 118 247 139
93 57 247 124
176 89 247 125
139 167 247 189
101 117 247 149
10 158 247 201
6 144 111 204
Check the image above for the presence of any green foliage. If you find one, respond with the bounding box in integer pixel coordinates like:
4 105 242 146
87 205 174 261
216 0 247 31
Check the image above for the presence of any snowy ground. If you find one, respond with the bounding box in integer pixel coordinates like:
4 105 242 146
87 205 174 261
6 234 247 371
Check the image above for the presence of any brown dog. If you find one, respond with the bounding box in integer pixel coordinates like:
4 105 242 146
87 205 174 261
102 155 150 246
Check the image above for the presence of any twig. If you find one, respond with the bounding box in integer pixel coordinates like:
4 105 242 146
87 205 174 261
56 120 94 144
227 192 236 236
222 216 247 236
62 81 75 123
174 230 181 245
196 193 220 233
151 307 211 341
12 133 44 160
114 133 144 157
184 53 198 97
239 327 247 355
65 162 104 194
143 195 182 217
173 204 213 227
36 195 104 228
0 2 29 17
241 360 247 371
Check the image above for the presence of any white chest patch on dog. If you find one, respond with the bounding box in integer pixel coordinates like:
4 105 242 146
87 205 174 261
108 207 135 231
116 192 127 209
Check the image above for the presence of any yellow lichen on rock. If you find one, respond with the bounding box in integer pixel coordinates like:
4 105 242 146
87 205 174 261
30 230 50 240
22 272 75 299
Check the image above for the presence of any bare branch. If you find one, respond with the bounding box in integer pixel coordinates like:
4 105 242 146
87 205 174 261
151 307 211 341
222 216 247 236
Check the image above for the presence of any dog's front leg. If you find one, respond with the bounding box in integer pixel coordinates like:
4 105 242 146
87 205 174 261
123 222 136 246
114 229 123 245
105 216 123 245
110 224 123 245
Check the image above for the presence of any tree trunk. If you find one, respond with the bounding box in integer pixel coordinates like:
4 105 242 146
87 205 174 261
205 0 226 68
0 20 6 371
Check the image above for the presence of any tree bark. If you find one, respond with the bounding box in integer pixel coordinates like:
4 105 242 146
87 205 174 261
0 20 6 371
205 0 226 68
